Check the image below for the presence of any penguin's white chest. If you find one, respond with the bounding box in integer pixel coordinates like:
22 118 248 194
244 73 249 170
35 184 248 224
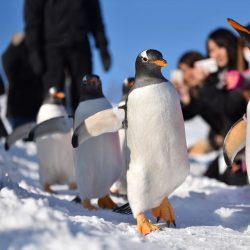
36 104 75 185
126 82 189 217
74 98 122 199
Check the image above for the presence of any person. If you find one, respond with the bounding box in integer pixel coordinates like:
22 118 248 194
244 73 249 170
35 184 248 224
175 28 248 185
175 51 225 154
224 23 250 100
24 0 111 111
2 32 43 128
204 28 248 185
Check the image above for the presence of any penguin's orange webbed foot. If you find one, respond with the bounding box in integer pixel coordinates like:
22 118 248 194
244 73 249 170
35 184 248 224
152 197 176 227
82 199 97 210
44 183 55 193
98 195 118 209
137 213 160 235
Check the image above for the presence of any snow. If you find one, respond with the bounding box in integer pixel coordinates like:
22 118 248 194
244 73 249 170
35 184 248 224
1 109 250 249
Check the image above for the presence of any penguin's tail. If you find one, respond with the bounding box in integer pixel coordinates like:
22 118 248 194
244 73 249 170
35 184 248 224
113 202 132 215
71 196 82 203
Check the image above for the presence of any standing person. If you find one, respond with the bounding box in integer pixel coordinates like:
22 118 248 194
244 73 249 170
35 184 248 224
24 0 111 111
2 32 43 129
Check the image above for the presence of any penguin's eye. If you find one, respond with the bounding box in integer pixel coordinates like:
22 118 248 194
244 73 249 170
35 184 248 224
142 57 148 62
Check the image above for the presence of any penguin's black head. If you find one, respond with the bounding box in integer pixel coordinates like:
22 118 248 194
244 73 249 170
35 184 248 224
45 86 65 104
80 74 104 101
135 49 167 82
122 77 135 96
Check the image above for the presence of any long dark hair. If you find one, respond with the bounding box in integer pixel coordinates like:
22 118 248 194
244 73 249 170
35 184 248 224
207 28 238 70
178 51 205 68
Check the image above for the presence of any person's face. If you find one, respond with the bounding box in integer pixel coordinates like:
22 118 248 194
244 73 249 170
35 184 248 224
179 63 202 87
208 39 229 68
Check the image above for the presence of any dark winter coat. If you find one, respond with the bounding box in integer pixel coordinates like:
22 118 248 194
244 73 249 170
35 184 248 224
24 0 108 51
24 0 110 110
2 40 43 119
181 71 247 149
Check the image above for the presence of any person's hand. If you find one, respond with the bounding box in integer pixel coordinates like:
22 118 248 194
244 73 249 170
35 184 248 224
100 46 111 71
194 66 210 83
179 84 191 105
29 50 45 75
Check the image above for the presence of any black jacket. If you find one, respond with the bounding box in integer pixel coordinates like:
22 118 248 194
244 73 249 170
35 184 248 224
24 0 108 51
2 40 43 118
182 72 247 148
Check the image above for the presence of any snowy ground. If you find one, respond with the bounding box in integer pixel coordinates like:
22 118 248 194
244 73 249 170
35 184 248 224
0 115 250 250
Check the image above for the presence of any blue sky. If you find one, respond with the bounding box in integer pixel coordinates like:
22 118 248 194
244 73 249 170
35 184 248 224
0 0 250 102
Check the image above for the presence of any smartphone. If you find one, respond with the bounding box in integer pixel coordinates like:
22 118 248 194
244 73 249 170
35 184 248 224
194 58 218 73
170 69 183 83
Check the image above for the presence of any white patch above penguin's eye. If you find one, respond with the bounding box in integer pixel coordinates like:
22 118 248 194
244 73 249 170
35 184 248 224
140 50 148 58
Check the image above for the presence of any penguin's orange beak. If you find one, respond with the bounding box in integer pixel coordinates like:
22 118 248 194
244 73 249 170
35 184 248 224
227 18 250 35
54 92 65 99
152 59 167 67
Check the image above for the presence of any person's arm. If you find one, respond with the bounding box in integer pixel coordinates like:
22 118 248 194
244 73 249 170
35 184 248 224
200 82 247 122
181 100 198 120
24 0 45 75
87 0 111 71
181 87 224 134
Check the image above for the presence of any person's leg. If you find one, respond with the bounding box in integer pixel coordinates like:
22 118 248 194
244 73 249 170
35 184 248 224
43 46 65 98
66 42 92 111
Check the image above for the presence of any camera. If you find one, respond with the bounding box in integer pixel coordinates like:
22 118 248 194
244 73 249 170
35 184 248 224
194 58 218 73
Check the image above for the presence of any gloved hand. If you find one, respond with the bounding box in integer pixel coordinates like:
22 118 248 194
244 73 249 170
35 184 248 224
99 46 111 71
29 50 45 75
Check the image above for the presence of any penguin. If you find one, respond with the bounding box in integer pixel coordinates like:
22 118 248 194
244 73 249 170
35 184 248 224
73 74 122 210
35 87 76 193
223 108 250 183
223 18 250 183
72 49 190 235
4 87 76 193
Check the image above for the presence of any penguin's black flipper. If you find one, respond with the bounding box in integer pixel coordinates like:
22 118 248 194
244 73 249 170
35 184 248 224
28 116 73 141
223 117 246 166
227 18 250 48
4 122 36 150
72 108 125 148
113 202 132 215
0 118 8 138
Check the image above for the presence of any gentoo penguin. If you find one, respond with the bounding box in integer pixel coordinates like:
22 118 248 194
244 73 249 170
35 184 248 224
35 87 76 193
223 112 249 183
223 18 250 183
110 77 135 196
72 50 190 235
4 87 76 193
73 74 122 210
